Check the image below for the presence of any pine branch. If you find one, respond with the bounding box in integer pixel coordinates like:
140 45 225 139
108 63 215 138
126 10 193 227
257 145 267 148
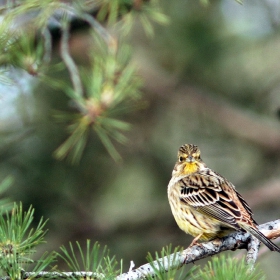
0 220 277 280
116 219 280 280
60 20 83 100
0 271 105 280
246 236 260 272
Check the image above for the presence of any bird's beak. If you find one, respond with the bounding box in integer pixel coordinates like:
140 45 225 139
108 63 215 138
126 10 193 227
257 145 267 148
186 156 195 163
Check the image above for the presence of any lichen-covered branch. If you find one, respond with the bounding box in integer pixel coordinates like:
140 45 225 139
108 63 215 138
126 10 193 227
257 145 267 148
246 236 260 271
116 219 280 280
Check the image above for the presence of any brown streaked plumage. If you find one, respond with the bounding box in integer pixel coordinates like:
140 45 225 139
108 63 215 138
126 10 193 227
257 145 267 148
167 144 280 252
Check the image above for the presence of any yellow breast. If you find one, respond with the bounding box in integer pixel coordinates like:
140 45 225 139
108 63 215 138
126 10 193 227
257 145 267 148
183 162 199 174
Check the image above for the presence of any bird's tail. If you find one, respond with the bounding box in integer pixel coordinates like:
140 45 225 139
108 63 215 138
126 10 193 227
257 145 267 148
242 224 280 253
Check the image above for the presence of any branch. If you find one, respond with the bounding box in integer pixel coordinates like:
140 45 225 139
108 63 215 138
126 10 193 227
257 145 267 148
60 20 83 100
0 221 278 280
20 272 104 280
246 236 260 272
54 4 116 48
116 219 280 280
41 28 52 64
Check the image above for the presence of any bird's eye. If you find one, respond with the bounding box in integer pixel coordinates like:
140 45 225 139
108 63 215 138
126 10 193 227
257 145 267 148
179 156 184 162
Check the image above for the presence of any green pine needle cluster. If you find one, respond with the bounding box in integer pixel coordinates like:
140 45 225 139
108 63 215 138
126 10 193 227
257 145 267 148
0 179 118 279
0 199 117 279
0 187 55 278
146 245 197 280
59 240 118 279
54 33 142 163
0 0 167 164
192 255 265 280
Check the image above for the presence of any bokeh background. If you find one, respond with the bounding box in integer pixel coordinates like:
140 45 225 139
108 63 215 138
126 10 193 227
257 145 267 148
1 0 280 278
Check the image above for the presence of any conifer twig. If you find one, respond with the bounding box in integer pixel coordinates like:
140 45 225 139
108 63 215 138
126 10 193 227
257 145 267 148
57 4 115 47
41 28 52 64
60 20 83 99
246 236 260 271
0 271 105 280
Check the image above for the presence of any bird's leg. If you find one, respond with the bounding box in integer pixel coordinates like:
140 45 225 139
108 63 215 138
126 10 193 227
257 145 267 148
189 233 203 247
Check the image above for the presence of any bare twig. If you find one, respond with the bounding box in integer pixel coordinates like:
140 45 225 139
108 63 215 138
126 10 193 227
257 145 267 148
41 28 52 64
56 4 116 49
77 11 116 48
60 20 83 100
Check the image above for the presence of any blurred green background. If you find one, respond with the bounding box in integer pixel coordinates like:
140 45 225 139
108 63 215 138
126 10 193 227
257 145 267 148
1 0 280 278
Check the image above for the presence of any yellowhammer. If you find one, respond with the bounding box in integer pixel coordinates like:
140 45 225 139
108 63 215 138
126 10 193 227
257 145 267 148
167 144 280 252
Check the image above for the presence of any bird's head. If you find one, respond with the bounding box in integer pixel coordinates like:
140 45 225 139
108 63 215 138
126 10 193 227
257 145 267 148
173 144 206 175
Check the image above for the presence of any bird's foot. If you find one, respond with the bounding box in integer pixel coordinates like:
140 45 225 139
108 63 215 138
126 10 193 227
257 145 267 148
188 233 203 248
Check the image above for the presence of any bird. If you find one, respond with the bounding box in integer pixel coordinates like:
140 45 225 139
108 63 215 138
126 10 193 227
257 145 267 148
167 143 280 252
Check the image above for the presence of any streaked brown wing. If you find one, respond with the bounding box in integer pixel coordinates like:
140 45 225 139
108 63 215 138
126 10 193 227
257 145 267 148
179 171 244 230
